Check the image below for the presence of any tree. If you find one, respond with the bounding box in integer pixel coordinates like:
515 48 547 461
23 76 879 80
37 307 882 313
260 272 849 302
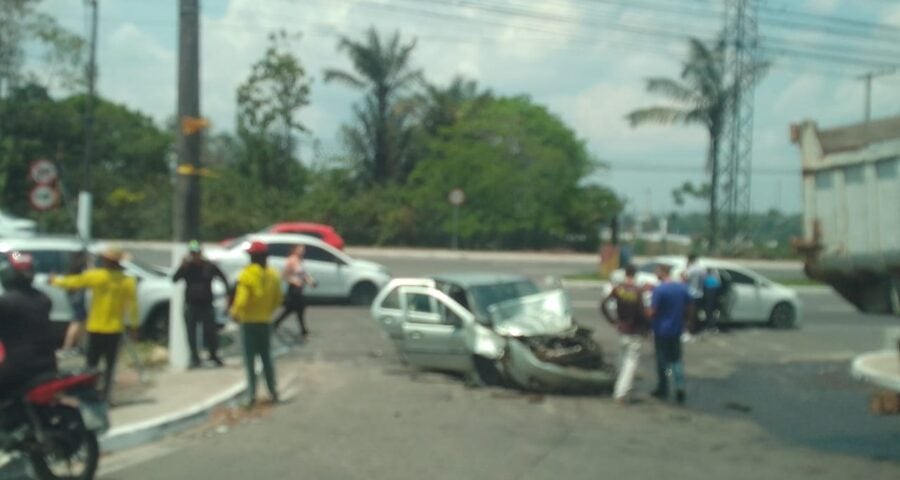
625 36 766 250
414 76 492 136
0 0 85 95
671 181 710 207
324 27 423 184
236 31 311 188
0 83 171 238
406 96 610 249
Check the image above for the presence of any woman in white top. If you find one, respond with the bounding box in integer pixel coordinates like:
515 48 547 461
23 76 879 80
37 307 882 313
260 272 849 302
273 245 317 336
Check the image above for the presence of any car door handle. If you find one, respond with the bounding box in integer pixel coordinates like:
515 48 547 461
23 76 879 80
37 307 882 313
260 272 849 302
381 316 395 325
409 332 423 340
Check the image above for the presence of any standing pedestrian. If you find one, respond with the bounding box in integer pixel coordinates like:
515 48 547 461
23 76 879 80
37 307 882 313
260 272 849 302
173 240 229 368
682 253 705 334
51 247 138 403
600 264 649 404
273 245 317 338
702 268 722 332
229 241 282 408
648 263 694 404
60 249 89 354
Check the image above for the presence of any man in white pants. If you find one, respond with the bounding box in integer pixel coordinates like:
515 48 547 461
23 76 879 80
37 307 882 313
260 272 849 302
601 264 650 403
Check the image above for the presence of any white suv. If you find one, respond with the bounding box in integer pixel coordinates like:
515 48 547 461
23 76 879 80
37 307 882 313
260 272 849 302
0 237 226 342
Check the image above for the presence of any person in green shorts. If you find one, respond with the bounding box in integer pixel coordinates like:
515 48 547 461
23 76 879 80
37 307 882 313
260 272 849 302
229 241 283 407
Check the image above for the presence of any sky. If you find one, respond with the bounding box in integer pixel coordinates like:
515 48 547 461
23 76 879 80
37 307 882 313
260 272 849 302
39 0 900 216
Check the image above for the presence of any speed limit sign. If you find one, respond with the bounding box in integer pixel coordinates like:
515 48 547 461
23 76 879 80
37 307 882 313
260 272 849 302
29 159 58 185
29 185 60 211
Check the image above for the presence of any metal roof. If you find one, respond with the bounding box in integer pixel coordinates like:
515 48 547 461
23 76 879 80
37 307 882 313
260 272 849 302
815 115 900 155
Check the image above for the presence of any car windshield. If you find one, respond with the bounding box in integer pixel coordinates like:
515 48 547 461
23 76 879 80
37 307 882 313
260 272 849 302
467 280 540 318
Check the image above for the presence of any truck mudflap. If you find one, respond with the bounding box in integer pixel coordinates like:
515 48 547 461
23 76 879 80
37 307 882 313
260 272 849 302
500 336 615 394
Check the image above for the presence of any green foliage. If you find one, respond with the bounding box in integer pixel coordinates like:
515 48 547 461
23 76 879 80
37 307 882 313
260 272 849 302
0 0 85 93
403 96 610 249
0 83 172 238
235 31 310 190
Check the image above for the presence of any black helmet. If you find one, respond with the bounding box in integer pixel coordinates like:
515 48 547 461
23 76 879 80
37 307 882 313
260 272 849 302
0 251 35 290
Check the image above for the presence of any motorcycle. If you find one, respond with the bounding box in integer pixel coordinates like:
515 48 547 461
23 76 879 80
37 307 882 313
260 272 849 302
1 341 108 480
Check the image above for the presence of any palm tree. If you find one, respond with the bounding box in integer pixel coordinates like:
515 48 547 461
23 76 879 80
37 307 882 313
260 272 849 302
415 76 492 136
324 27 422 183
626 37 764 250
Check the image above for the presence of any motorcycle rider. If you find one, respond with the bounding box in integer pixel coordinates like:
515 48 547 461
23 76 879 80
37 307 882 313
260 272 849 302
0 251 57 399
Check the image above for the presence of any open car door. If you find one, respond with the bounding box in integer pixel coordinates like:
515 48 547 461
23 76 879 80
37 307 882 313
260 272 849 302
397 285 474 373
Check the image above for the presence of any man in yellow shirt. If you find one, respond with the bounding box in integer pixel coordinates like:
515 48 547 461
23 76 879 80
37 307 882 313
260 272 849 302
52 247 138 402
229 241 283 407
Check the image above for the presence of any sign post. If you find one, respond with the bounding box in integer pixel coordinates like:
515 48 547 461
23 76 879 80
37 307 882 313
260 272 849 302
448 188 465 251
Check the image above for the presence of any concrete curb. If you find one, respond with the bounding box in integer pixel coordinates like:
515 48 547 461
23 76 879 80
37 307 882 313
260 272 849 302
851 350 900 392
99 379 248 452
101 342 293 452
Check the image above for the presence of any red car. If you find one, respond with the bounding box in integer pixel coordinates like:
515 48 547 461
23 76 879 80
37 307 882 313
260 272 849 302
263 222 345 250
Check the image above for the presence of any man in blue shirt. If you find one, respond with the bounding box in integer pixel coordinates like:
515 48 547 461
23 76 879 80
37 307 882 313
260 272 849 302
648 264 694 404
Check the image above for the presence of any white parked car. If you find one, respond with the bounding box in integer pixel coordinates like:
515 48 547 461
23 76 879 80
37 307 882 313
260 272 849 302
606 255 803 328
205 233 391 305
0 237 227 342
0 211 36 238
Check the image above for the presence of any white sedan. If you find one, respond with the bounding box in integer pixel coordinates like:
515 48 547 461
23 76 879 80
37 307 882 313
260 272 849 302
205 233 391 305
0 237 226 343
606 255 802 328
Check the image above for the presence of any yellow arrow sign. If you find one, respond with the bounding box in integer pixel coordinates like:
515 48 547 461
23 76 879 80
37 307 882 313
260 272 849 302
181 116 210 135
176 164 216 177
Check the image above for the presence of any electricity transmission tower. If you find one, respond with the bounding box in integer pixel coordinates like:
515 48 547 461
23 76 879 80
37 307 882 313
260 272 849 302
719 0 760 248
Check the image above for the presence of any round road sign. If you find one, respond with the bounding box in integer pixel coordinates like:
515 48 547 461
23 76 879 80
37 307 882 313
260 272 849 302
448 188 465 206
29 185 59 211
29 159 58 185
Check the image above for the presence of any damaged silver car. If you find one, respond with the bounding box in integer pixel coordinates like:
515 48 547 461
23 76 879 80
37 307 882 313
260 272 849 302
370 273 614 393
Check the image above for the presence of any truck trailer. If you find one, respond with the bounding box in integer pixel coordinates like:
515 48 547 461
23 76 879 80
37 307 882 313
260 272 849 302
791 116 900 316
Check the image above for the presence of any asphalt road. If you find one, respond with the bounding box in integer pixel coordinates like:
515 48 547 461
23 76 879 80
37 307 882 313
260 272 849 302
94 250 899 480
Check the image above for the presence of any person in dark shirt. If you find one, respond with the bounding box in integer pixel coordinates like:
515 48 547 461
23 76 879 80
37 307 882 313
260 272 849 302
0 252 57 398
601 264 649 403
648 263 694 404
173 240 229 368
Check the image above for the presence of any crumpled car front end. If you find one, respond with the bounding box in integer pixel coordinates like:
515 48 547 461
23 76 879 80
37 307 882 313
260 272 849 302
484 290 615 393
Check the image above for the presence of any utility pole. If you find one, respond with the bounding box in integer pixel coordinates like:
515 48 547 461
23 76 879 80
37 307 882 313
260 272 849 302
858 69 895 123
170 0 202 370
78 0 99 243
175 0 201 243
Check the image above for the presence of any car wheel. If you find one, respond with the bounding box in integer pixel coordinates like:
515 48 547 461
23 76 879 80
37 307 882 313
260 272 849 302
349 282 378 306
470 355 502 387
141 304 170 344
768 302 796 329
